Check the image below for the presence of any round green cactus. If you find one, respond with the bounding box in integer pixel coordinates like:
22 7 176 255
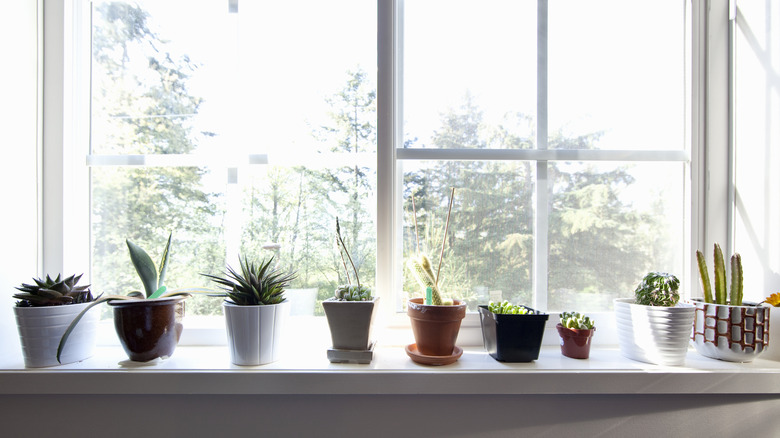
634 272 680 307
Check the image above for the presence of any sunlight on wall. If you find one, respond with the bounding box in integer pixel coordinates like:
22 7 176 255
735 0 780 300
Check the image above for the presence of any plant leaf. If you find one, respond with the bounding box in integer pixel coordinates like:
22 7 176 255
157 232 172 290
127 238 158 298
56 295 140 363
148 285 167 299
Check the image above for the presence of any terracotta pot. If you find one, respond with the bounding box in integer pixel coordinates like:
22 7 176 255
109 296 186 362
691 299 770 362
557 324 595 359
407 297 466 356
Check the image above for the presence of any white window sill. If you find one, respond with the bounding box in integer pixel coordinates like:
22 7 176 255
2 344 780 396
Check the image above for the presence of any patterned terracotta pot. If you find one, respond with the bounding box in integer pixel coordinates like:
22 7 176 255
691 299 770 362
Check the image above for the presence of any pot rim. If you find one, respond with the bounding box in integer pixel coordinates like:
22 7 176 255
323 296 380 304
408 297 466 309
108 296 187 308
688 298 766 308
613 297 695 309
222 299 290 308
556 323 596 335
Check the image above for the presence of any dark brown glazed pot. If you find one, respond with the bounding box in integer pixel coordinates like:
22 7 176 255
407 298 466 356
557 323 595 359
109 296 186 362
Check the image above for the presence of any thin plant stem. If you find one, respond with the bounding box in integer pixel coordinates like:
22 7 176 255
436 187 455 285
336 217 360 287
411 194 420 255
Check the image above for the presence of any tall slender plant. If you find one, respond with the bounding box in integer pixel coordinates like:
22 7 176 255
696 243 743 306
334 217 372 301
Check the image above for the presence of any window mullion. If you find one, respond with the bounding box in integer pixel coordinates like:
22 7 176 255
534 0 549 312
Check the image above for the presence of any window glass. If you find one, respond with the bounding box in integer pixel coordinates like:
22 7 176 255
402 0 537 150
402 160 535 312
548 161 685 312
548 0 686 150
89 0 377 317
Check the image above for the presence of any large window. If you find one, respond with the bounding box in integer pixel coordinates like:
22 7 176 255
70 0 692 333
88 0 377 318
397 0 689 313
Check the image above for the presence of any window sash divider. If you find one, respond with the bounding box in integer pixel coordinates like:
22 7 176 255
395 148 690 162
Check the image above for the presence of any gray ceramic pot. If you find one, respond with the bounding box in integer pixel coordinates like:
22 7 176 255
322 297 379 351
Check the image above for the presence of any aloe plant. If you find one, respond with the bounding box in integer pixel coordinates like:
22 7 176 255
696 243 743 306
57 232 193 362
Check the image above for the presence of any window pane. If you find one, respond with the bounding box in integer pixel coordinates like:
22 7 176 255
89 1 377 317
403 0 537 150
548 0 686 150
401 161 535 312
548 162 685 312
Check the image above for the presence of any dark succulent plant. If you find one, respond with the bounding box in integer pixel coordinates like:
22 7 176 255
14 274 95 307
203 256 296 306
634 271 680 307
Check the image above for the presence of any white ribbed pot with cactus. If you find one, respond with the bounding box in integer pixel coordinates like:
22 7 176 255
691 244 770 362
614 272 695 366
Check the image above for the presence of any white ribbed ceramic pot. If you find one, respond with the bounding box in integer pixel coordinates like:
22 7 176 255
614 298 695 366
223 300 289 366
691 299 769 362
14 302 99 367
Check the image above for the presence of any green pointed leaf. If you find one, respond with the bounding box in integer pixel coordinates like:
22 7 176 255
127 238 158 298
157 232 172 290
57 295 139 363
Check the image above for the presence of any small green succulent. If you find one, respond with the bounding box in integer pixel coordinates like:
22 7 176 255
488 300 536 315
14 274 95 307
634 272 680 307
560 311 595 330
335 284 372 301
204 256 296 306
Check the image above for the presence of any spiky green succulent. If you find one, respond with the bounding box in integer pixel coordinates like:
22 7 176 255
203 256 296 305
634 272 680 307
335 284 372 301
14 274 95 307
560 311 595 330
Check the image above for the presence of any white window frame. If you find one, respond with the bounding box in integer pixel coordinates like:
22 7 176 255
38 0 732 347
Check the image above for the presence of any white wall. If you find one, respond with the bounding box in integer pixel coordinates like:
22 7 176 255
734 0 780 301
0 0 39 357
2 393 780 437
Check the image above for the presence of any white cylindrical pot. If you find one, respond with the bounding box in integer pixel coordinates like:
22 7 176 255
14 302 99 367
223 300 289 366
691 299 770 362
614 298 695 366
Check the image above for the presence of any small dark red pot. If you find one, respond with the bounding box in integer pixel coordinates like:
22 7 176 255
557 323 595 359
109 296 186 362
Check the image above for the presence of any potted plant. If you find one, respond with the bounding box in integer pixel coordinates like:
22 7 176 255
691 244 770 362
557 311 595 359
478 300 549 362
405 188 467 366
13 274 99 367
321 218 380 364
57 233 192 363
614 271 695 366
203 255 296 366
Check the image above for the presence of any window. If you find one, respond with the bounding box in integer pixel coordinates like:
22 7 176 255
395 0 690 314
87 0 377 321
39 0 703 346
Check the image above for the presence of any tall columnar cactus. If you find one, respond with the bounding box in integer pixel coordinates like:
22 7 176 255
408 254 442 305
634 272 680 307
696 243 743 306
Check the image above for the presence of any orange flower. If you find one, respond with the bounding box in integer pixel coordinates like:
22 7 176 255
764 292 780 307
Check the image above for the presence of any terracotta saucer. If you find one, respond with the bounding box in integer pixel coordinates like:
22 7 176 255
405 343 463 366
